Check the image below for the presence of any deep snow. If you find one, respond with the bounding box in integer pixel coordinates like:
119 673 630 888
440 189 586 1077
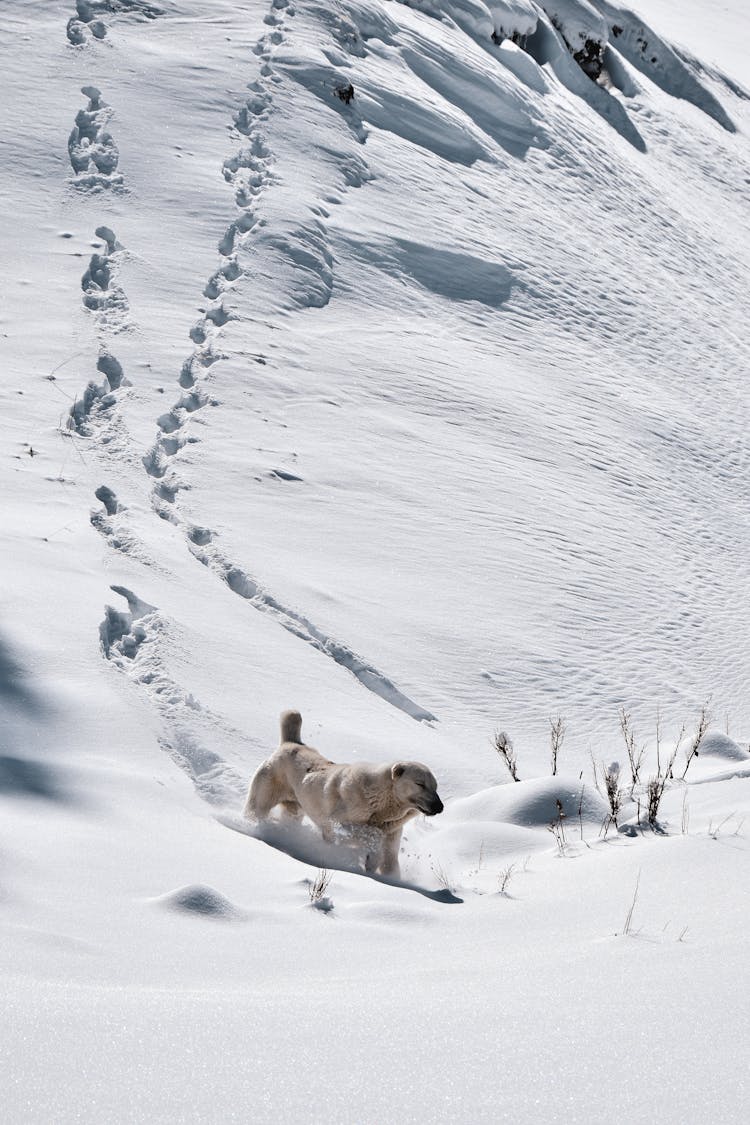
2 1 750 1122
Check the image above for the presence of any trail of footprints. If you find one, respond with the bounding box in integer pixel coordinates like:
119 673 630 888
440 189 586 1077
60 4 246 799
67 229 153 561
67 227 129 461
99 585 247 805
142 0 293 518
187 535 437 723
133 0 434 724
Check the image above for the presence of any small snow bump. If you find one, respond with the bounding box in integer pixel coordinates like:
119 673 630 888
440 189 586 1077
152 884 246 921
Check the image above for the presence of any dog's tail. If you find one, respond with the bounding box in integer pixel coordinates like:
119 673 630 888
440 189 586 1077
280 709 303 745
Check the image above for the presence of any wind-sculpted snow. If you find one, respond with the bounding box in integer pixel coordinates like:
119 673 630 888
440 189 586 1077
538 0 608 55
524 9 646 147
402 0 537 42
596 0 737 131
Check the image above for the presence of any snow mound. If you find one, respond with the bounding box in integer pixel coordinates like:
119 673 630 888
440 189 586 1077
153 884 246 921
444 776 609 827
693 732 750 762
417 819 543 862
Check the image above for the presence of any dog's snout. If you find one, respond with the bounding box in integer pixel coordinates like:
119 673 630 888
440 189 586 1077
427 797 444 816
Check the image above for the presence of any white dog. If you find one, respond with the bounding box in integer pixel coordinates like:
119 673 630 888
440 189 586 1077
244 710 443 878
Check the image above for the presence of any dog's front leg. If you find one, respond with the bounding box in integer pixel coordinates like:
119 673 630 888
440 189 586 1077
320 821 336 844
378 830 402 880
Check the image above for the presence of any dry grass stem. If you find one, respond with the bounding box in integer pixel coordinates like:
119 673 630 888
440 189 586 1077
682 703 711 778
622 870 641 936
549 714 566 776
494 730 520 782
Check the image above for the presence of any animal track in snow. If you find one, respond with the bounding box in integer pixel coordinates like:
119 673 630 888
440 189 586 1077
99 586 246 805
67 347 129 459
69 232 130 450
81 227 129 328
67 373 117 436
90 486 159 565
67 0 163 44
189 540 436 724
68 87 123 189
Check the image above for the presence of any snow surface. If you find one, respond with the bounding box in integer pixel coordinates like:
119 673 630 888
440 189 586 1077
2 1 750 1121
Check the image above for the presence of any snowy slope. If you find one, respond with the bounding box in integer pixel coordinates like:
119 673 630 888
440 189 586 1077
2 2 750 1122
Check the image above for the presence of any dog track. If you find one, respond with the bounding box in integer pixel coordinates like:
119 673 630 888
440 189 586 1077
67 346 129 458
81 227 129 329
91 485 156 563
68 230 131 462
67 0 163 44
158 731 246 807
189 540 437 723
68 375 117 435
68 86 124 190
100 586 246 805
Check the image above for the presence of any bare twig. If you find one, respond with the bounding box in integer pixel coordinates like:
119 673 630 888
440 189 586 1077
602 761 623 828
681 790 690 835
548 799 567 855
498 863 516 896
708 813 738 840
494 730 520 782
549 714 566 776
646 774 667 827
622 870 641 936
667 723 686 780
682 703 711 778
619 708 644 791
308 869 333 909
430 860 454 893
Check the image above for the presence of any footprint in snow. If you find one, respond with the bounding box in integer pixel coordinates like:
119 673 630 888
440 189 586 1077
68 86 124 190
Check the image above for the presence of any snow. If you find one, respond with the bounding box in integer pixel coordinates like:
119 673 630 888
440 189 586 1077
539 0 608 50
2 0 750 1121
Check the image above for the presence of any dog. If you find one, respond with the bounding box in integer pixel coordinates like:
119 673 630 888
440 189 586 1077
243 710 443 878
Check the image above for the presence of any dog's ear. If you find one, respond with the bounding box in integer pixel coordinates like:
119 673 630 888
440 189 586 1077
391 763 405 779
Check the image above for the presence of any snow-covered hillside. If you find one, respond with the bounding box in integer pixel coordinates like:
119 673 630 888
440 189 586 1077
2 2 749 1121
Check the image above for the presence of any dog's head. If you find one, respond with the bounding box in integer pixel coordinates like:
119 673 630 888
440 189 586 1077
391 762 444 816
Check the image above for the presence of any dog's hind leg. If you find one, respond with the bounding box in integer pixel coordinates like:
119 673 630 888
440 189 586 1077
243 763 280 820
279 800 303 823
